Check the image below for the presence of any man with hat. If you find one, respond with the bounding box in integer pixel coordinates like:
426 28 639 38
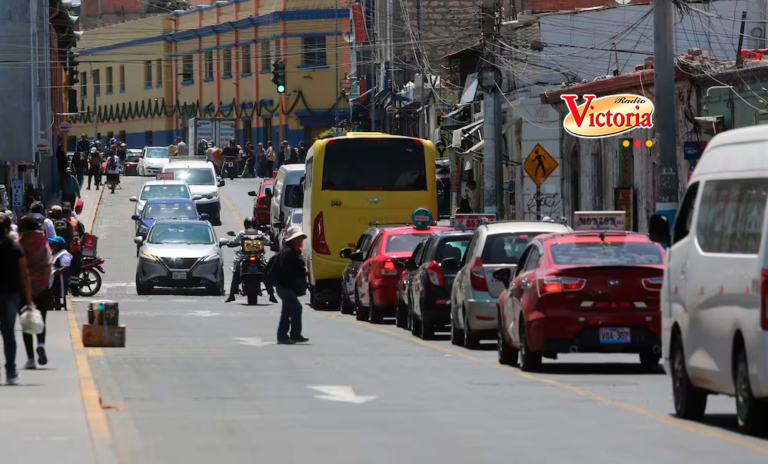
272 225 309 344
176 136 189 157
48 236 72 311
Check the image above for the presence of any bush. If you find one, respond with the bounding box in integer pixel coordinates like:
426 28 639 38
317 128 347 139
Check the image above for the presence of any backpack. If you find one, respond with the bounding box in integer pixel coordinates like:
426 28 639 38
107 155 118 171
264 253 279 285
53 218 72 248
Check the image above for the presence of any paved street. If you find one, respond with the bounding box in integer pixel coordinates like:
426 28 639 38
67 176 768 464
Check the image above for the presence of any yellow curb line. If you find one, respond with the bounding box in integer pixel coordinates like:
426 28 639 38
323 312 768 456
221 190 242 226
86 185 105 234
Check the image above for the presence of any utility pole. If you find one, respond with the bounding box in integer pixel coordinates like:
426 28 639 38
418 0 425 139
480 0 503 218
653 0 679 221
334 0 340 135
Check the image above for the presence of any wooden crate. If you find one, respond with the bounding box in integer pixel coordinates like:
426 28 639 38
82 324 126 347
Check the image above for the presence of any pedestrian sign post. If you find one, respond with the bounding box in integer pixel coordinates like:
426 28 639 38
524 143 559 186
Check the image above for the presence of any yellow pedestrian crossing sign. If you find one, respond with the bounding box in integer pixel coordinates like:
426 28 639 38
524 143 559 186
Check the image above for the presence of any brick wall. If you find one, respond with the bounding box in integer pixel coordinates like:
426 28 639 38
526 0 650 12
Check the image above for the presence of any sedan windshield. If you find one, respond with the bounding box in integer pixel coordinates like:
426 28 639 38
147 223 214 244
165 168 215 185
143 202 198 220
140 184 190 200
550 242 664 266
482 232 546 265
145 148 168 158
386 233 429 253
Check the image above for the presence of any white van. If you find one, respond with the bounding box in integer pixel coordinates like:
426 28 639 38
270 165 305 245
651 126 768 436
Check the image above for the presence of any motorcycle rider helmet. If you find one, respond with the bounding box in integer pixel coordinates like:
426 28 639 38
243 217 256 230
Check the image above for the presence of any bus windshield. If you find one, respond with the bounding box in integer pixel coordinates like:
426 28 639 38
321 138 427 191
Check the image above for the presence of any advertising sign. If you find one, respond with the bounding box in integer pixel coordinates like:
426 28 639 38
196 119 213 146
155 172 174 180
218 120 236 147
573 211 627 231
452 214 496 230
560 94 654 138
11 179 23 209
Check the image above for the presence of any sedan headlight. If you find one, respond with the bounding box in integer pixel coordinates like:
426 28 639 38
138 225 149 234
201 254 220 262
140 251 158 262
205 192 218 200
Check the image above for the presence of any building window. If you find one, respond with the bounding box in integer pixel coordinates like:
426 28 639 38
80 72 87 98
241 45 251 74
144 61 152 88
303 37 326 66
106 67 113 93
204 51 214 79
182 55 194 80
261 41 271 70
119 130 126 143
223 49 232 77
156 59 162 86
93 69 101 96
119 66 125 92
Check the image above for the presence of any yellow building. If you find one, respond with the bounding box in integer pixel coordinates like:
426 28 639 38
68 0 351 150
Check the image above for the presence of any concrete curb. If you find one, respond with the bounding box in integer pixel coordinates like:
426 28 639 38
87 186 105 234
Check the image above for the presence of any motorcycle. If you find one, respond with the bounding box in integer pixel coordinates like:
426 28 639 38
77 256 106 297
223 156 237 180
227 231 270 305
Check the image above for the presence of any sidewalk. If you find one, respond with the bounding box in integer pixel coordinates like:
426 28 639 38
0 185 114 463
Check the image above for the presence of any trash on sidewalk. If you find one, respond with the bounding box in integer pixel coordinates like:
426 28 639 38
83 300 126 348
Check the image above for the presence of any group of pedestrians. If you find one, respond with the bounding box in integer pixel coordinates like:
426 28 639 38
254 140 306 178
0 197 82 384
72 134 123 194
199 138 307 180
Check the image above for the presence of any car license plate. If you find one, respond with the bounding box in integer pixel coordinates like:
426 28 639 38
172 272 186 280
228 162 234 167
599 327 631 343
247 266 260 274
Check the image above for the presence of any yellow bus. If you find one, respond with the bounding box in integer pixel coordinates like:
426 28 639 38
301 133 438 307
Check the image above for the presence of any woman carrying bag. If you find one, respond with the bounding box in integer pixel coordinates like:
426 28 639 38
18 216 52 369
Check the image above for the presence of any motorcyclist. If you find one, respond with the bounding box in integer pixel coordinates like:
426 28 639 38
225 217 277 304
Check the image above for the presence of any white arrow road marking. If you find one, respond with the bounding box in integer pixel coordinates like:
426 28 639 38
185 310 220 317
232 337 275 347
308 386 378 404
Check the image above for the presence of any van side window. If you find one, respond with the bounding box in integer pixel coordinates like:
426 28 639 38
696 178 768 254
672 182 699 245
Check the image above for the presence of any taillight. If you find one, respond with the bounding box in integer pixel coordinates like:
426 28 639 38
381 259 398 276
761 269 768 330
537 276 586 296
126 163 131 166
426 260 443 286
312 212 330 255
642 277 663 291
249 256 256 261
470 257 488 291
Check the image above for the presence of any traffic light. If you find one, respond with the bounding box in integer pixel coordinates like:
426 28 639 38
67 53 79 86
271 60 286 93
68 89 78 114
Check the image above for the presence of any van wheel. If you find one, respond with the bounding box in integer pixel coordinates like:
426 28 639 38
497 312 518 366
450 310 463 346
735 346 768 435
368 285 383 324
519 319 541 372
671 336 708 420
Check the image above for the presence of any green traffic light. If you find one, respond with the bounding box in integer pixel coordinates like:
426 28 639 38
277 84 285 93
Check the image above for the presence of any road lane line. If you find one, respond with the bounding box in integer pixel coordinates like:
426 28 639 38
221 190 242 226
67 311 118 463
323 313 768 456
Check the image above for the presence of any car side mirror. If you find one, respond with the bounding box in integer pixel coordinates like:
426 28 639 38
340 247 352 259
192 194 202 200
131 214 140 221
247 191 257 197
133 236 144 245
200 213 210 221
350 251 364 262
218 238 230 247
129 196 137 202
227 231 236 237
648 214 671 247
441 257 458 271
492 268 512 288
219 180 225 187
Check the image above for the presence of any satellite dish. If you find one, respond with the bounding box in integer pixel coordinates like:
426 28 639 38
343 32 355 43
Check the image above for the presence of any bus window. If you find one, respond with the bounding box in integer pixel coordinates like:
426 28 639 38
321 138 427 191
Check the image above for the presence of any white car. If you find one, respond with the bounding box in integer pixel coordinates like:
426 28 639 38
270 165 305 241
138 146 170 177
652 125 768 436
162 160 224 225
129 180 199 217
275 207 303 251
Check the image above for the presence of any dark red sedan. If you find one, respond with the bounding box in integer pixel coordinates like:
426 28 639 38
248 179 275 228
495 231 665 371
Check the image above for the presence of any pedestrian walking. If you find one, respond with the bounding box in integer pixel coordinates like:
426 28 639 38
56 143 68 176
256 142 266 177
265 141 275 177
60 168 80 208
29 201 56 240
76 134 90 154
50 206 74 252
271 225 309 344
105 151 121 194
62 203 84 294
467 180 481 213
117 142 127 164
88 148 103 190
48 236 72 311
23 183 41 212
297 141 307 164
176 137 189 157
0 212 34 384
18 215 52 370
241 142 256 178
72 149 87 187
5 211 18 240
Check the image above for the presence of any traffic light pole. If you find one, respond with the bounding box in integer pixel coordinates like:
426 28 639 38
278 96 284 146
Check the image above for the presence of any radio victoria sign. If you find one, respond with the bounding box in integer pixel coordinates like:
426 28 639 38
560 94 654 138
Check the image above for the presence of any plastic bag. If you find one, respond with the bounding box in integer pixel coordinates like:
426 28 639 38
20 306 44 335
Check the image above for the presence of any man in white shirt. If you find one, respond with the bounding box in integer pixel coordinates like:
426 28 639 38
29 201 56 240
176 137 189 157
105 152 121 194
467 180 481 214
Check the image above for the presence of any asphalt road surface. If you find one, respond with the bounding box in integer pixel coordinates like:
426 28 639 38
75 175 768 464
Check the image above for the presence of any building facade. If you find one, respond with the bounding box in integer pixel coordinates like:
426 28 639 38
69 0 351 150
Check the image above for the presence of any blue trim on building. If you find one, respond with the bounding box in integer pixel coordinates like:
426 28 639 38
144 85 152 90
106 91 113 95
181 79 194 86
240 72 252 78
261 99 274 106
297 64 330 70
222 75 232 80
259 69 271 74
203 77 214 82
156 84 163 88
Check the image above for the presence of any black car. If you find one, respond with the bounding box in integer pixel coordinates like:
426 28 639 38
406 231 473 339
123 155 141 176
395 238 429 329
339 227 386 315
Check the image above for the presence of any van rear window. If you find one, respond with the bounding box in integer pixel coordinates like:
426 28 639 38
321 138 427 191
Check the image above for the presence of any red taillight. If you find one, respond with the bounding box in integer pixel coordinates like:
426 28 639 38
312 212 330 255
761 269 768 330
426 260 443 286
642 277 663 291
470 257 488 291
126 163 131 166
537 276 586 296
382 259 398 275
249 256 256 261
257 197 267 206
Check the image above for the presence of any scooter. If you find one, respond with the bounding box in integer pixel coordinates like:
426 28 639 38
78 256 105 297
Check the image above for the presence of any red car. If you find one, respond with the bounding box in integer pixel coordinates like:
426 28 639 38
354 224 452 324
495 231 665 371
248 179 275 227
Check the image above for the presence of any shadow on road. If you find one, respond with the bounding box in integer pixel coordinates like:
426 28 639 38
535 363 666 376
687 414 768 441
